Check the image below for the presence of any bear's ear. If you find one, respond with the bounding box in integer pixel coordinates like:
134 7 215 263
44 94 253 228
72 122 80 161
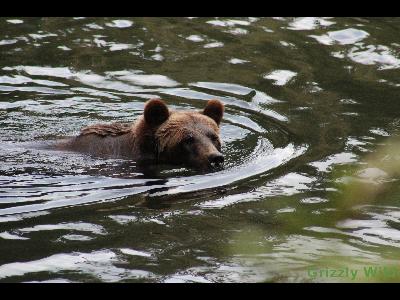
144 98 170 127
203 99 224 125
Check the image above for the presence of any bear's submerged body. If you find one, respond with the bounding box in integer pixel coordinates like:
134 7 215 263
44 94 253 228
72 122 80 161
57 122 137 158
57 99 225 170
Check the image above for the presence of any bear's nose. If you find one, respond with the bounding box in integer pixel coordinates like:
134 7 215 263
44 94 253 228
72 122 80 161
208 153 224 165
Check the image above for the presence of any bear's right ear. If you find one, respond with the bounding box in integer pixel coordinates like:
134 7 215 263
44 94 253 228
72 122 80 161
203 99 224 126
144 99 170 127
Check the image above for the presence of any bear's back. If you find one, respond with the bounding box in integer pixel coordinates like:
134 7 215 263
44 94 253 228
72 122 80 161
59 122 138 158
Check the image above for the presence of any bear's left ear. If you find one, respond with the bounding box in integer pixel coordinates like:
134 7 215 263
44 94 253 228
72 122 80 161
144 98 170 127
203 99 224 126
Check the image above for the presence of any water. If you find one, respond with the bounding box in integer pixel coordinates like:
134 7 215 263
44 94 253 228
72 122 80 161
1 17 400 282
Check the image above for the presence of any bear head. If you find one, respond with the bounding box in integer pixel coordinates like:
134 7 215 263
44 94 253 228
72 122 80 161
143 98 224 170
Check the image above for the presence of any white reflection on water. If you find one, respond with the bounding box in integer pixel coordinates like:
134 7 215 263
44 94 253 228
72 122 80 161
11 222 106 236
0 232 29 240
85 23 104 30
306 208 400 248
348 44 400 70
163 274 212 283
161 142 307 195
60 234 93 241
309 152 358 173
185 35 205 42
287 17 335 31
206 19 251 27
0 175 166 216
3 66 75 78
263 70 297 86
228 58 249 65
108 70 180 87
310 28 369 45
25 279 73 283
0 75 68 87
120 248 152 258
6 19 24 24
0 39 18 46
200 172 315 209
203 41 224 48
308 26 400 70
105 20 133 28
0 250 154 281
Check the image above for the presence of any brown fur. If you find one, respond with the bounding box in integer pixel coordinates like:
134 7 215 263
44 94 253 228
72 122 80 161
57 99 224 169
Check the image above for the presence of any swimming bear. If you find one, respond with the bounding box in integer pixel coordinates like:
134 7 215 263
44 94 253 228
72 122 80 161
57 99 224 170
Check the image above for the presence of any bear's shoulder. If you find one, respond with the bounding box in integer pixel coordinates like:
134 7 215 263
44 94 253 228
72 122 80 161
80 122 133 137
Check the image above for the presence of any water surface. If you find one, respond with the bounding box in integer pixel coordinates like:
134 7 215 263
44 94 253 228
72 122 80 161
1 17 400 282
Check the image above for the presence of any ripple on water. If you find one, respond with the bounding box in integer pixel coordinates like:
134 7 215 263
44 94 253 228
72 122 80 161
306 206 400 249
1 222 107 240
0 68 300 214
308 28 400 70
0 250 155 281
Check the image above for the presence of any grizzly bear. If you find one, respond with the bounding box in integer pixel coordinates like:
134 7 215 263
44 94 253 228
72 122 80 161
56 99 224 170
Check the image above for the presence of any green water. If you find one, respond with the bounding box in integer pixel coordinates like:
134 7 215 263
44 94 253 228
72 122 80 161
1 17 400 282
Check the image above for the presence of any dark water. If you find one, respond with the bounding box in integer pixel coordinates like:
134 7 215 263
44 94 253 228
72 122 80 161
1 17 400 282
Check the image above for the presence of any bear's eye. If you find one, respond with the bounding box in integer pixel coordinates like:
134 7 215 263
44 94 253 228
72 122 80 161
208 134 218 142
183 135 195 145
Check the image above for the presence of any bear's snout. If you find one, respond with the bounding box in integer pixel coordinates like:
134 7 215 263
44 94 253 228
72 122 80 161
208 152 224 166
